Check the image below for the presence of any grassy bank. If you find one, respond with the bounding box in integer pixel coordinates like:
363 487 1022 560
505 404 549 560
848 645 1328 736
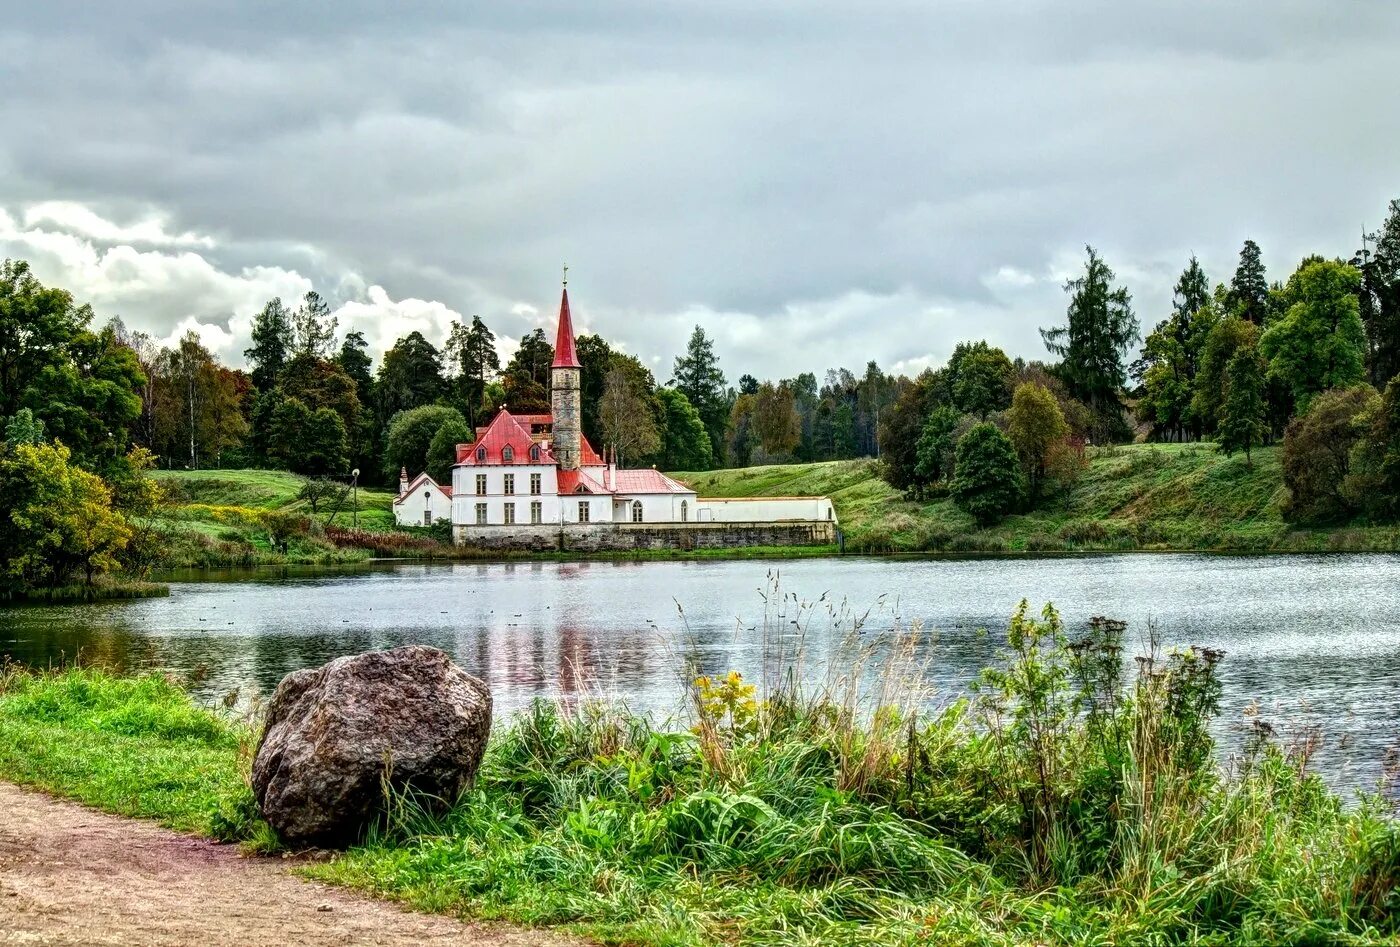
150 469 454 568
0 667 255 837
674 443 1400 554
3 603 1397 945
1 578 171 603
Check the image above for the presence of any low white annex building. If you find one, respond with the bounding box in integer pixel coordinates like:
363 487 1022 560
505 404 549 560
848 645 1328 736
393 468 453 527
393 280 836 549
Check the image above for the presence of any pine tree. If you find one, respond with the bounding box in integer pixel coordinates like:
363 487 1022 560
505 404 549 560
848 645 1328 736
1173 254 1212 322
671 326 728 467
245 298 294 391
445 315 499 427
1219 346 1267 466
291 291 337 359
1040 246 1139 442
1228 240 1269 324
335 331 374 397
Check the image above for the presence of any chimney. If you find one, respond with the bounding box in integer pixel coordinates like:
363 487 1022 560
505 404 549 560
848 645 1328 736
399 466 409 495
608 447 616 490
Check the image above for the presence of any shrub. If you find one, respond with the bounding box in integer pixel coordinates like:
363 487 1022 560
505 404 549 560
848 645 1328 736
1281 385 1379 523
1007 382 1068 501
951 423 1024 525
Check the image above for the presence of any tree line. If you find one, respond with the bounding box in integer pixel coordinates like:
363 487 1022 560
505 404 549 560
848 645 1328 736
3 193 1399 562
874 198 1400 526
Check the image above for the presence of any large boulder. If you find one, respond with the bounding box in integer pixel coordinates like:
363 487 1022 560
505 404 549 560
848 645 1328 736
252 645 491 846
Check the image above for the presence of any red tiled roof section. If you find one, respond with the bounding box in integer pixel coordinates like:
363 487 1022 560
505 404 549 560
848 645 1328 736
612 469 693 494
552 287 581 368
557 469 610 494
456 410 552 465
579 435 604 467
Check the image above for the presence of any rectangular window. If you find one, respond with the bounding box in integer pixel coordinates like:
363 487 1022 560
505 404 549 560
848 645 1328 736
631 502 643 522
530 501 542 524
577 501 590 523
530 473 542 495
474 502 488 525
475 474 487 496
503 473 515 495
503 503 516 525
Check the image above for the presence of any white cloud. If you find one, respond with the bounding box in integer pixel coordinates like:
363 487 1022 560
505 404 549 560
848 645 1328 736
331 286 464 360
23 201 216 249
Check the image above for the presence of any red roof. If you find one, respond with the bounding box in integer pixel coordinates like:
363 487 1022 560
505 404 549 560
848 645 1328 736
612 469 693 495
557 469 610 494
456 410 553 466
578 435 604 467
551 287 580 368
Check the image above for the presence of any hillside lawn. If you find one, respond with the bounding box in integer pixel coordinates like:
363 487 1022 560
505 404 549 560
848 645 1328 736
673 442 1400 554
148 469 400 568
153 468 397 528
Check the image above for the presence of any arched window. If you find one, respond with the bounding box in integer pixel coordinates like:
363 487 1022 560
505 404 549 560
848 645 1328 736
680 500 688 523
476 447 486 462
631 500 643 522
530 445 541 462
502 446 514 463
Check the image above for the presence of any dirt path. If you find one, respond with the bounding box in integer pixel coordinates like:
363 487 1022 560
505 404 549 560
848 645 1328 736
0 783 581 947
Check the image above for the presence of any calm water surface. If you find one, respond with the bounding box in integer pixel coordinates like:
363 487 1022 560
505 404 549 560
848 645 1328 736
3 554 1398 794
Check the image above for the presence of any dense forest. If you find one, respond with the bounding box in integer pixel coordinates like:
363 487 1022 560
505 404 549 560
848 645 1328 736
3 197 1400 593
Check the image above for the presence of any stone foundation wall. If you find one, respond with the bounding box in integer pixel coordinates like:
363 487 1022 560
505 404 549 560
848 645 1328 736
453 521 836 552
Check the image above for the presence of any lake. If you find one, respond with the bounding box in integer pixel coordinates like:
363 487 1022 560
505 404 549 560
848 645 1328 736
3 553 1398 796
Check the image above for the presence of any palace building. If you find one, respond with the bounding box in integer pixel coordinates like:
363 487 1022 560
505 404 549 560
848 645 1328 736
393 281 836 550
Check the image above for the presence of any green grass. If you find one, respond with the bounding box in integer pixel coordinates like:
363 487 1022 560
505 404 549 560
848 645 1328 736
3 610 1397 945
148 469 429 568
153 469 397 529
673 444 1400 554
0 578 170 603
0 667 256 837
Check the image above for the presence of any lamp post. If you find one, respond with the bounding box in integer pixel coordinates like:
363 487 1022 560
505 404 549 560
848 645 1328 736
351 468 360 528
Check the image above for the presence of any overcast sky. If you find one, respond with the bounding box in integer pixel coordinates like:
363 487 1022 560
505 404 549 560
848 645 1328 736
1 2 1396 382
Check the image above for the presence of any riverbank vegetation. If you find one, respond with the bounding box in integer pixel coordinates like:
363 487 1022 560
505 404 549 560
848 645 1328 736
2 601 1396 945
678 445 1400 554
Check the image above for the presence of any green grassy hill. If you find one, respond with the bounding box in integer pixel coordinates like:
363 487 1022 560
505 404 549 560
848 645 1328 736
153 469 396 528
674 443 1400 554
148 470 402 568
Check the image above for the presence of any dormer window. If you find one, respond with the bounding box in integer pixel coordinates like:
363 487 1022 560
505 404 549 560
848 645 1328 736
530 445 541 462
502 446 514 463
476 447 486 462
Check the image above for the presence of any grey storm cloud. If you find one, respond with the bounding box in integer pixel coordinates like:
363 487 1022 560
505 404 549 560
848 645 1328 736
0 1 1397 379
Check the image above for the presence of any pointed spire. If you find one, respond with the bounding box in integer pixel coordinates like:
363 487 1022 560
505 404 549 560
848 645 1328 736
552 271 580 369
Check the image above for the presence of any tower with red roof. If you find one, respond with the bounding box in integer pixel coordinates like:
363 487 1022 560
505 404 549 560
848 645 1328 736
550 271 582 470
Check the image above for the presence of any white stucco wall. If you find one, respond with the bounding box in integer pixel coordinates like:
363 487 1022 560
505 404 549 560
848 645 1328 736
393 483 453 526
610 491 698 523
696 497 836 524
452 463 562 526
